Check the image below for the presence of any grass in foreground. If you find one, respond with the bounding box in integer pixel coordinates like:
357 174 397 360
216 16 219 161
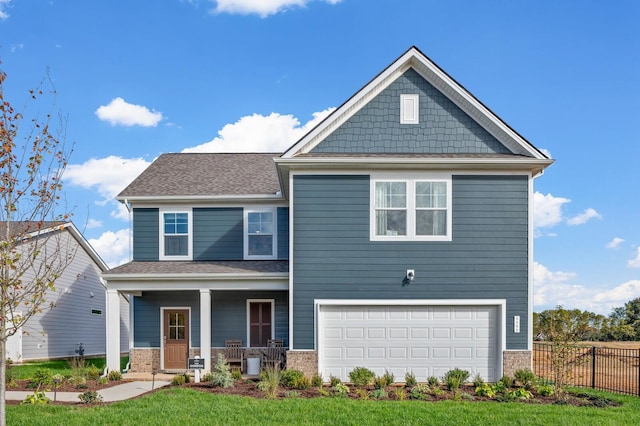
8 387 640 426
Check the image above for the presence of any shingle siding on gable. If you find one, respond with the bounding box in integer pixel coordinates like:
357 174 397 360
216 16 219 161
133 208 159 261
291 174 529 350
193 208 243 260
311 69 512 155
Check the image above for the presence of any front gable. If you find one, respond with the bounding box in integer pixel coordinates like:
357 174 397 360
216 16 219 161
311 68 511 155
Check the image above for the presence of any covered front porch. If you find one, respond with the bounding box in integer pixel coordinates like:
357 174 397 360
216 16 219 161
103 260 289 374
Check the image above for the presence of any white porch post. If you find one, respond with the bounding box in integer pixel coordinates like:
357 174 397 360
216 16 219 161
200 289 211 372
106 289 121 373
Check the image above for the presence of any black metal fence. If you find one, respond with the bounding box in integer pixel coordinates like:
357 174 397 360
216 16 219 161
533 342 640 396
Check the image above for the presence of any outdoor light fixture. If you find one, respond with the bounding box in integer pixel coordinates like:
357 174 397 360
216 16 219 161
406 269 415 281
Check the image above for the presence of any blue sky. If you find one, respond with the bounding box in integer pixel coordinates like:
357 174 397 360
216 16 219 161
2 0 639 314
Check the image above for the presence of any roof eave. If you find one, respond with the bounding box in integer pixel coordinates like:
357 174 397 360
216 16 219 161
102 272 289 281
117 194 285 204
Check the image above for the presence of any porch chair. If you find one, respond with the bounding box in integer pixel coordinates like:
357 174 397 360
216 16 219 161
224 339 244 373
267 338 283 347
262 339 284 370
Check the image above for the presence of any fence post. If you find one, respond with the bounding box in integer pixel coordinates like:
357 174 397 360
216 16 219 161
591 346 596 389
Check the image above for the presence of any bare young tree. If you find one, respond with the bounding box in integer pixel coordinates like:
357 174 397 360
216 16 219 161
0 64 74 424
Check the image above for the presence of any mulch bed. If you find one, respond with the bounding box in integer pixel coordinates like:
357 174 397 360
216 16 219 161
10 379 128 393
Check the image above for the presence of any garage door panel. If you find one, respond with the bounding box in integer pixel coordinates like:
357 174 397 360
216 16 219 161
320 304 500 382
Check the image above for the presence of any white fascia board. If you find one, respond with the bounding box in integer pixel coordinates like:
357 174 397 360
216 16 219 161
102 272 288 282
105 278 289 292
116 194 285 204
275 156 553 176
315 299 506 307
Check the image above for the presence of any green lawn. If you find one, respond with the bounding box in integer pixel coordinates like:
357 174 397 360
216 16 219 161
8 357 129 380
8 387 640 425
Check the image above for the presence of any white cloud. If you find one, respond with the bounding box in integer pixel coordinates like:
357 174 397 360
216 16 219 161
183 108 334 153
533 191 570 230
0 0 11 20
89 229 130 268
606 237 625 249
211 0 341 18
65 156 151 219
534 261 640 314
567 208 602 226
95 97 163 127
628 247 640 268
86 218 103 229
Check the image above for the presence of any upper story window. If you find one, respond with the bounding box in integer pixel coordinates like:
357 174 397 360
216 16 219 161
244 208 277 260
371 174 451 241
160 209 192 260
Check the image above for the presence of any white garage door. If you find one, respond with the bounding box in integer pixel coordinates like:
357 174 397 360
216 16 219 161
318 304 500 382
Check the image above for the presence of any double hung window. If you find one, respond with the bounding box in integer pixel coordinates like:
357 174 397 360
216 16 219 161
160 209 192 260
244 208 277 259
371 174 451 241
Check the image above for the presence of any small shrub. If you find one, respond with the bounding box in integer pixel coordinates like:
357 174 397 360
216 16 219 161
258 365 281 399
69 356 86 370
78 390 103 404
318 386 330 396
373 375 387 390
492 381 508 394
210 353 234 388
410 384 431 400
445 375 461 391
202 372 215 382
514 369 536 390
404 371 417 387
171 374 186 386
284 390 299 398
371 387 388 399
76 382 89 390
382 370 395 386
348 367 375 387
392 387 407 400
508 387 533 400
332 382 349 397
97 377 108 385
107 370 122 381
329 375 341 387
231 368 242 381
68 375 87 385
280 369 310 389
86 364 101 380
311 373 323 387
22 390 50 405
475 382 496 398
427 376 439 387
499 375 513 388
5 366 17 388
537 384 555 397
443 368 469 386
33 368 53 385
472 373 485 388
355 388 370 400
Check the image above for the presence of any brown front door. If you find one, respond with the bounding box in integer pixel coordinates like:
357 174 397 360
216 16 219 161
163 309 189 370
249 302 272 347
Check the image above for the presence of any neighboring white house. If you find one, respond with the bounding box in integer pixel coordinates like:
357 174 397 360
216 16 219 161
5 222 129 362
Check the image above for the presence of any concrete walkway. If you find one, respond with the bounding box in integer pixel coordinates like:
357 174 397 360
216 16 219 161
6 373 174 403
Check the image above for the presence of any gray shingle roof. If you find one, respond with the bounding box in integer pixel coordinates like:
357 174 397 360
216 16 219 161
105 260 289 276
117 153 282 198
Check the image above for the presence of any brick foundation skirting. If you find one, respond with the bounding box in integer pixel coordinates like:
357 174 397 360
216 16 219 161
503 350 532 378
130 348 161 373
286 350 318 378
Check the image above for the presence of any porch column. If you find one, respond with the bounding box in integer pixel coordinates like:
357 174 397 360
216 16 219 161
200 289 211 372
106 289 121 374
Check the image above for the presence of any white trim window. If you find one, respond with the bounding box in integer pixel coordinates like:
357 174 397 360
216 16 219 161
160 209 192 260
371 174 452 241
244 208 277 259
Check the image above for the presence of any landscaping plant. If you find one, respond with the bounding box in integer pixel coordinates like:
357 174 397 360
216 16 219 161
210 354 234 388
348 367 375 387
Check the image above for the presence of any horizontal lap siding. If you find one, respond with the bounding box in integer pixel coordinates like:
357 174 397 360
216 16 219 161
211 291 289 347
133 208 159 261
277 207 289 260
133 292 200 347
193 208 243 260
292 174 529 350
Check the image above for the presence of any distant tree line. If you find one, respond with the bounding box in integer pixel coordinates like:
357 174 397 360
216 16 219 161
534 297 640 342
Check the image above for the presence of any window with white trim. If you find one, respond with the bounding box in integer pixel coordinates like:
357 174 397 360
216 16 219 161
244 208 277 259
160 209 192 260
371 175 451 241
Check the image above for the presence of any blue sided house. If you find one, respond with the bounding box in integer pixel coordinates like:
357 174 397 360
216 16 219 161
102 47 553 382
